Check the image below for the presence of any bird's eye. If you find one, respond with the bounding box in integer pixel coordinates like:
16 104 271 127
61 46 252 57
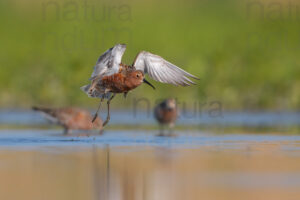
136 74 139 78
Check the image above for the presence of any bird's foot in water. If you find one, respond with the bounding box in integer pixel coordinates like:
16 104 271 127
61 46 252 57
156 132 177 137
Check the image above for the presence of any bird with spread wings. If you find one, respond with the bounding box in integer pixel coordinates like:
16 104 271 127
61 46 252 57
81 44 199 126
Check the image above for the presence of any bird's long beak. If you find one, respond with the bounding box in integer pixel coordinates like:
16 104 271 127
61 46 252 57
143 79 155 90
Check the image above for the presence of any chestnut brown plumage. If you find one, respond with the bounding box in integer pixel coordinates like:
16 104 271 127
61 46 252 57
81 44 198 126
154 98 178 136
32 106 103 135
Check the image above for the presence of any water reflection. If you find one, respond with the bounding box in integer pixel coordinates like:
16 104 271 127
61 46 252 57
1 137 300 200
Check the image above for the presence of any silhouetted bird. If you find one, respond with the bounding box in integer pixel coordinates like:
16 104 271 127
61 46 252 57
81 44 198 126
154 98 178 136
32 106 103 135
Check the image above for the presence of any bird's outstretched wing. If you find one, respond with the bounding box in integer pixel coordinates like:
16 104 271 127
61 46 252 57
133 51 199 86
90 44 126 80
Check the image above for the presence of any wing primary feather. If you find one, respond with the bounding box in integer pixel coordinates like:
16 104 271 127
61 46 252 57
133 51 199 86
90 44 126 79
166 61 199 80
164 64 192 86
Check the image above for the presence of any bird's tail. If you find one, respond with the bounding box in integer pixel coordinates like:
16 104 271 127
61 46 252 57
32 106 59 123
32 106 53 114
80 84 112 99
80 84 91 94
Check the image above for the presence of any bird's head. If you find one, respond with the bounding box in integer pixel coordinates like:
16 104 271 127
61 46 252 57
166 98 176 110
127 70 155 90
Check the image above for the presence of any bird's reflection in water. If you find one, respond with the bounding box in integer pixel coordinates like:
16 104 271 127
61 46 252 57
1 143 300 200
91 145 176 200
89 145 300 200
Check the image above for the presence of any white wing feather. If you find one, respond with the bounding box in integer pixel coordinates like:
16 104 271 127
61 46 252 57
133 51 199 86
90 44 126 80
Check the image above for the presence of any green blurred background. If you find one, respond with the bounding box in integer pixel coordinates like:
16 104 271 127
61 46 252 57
0 0 299 110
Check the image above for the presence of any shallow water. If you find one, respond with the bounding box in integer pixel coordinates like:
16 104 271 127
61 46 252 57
1 110 300 126
0 129 300 200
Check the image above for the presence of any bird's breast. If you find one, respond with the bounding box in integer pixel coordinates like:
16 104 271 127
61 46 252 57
155 107 177 124
101 73 133 93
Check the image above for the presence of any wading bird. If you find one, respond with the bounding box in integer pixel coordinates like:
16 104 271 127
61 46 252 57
81 44 198 126
154 98 178 136
32 106 103 135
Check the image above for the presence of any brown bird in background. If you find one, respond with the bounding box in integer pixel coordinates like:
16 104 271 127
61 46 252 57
32 106 103 135
154 98 178 136
81 44 198 126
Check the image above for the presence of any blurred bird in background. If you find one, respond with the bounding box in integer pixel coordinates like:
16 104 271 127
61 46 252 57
32 106 103 135
154 98 178 136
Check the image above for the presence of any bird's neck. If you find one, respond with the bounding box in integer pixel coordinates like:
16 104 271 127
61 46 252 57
124 77 142 90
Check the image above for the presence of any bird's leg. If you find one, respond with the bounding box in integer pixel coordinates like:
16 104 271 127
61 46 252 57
167 123 176 137
123 92 128 98
63 126 70 135
103 94 116 127
92 97 104 123
157 125 164 136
